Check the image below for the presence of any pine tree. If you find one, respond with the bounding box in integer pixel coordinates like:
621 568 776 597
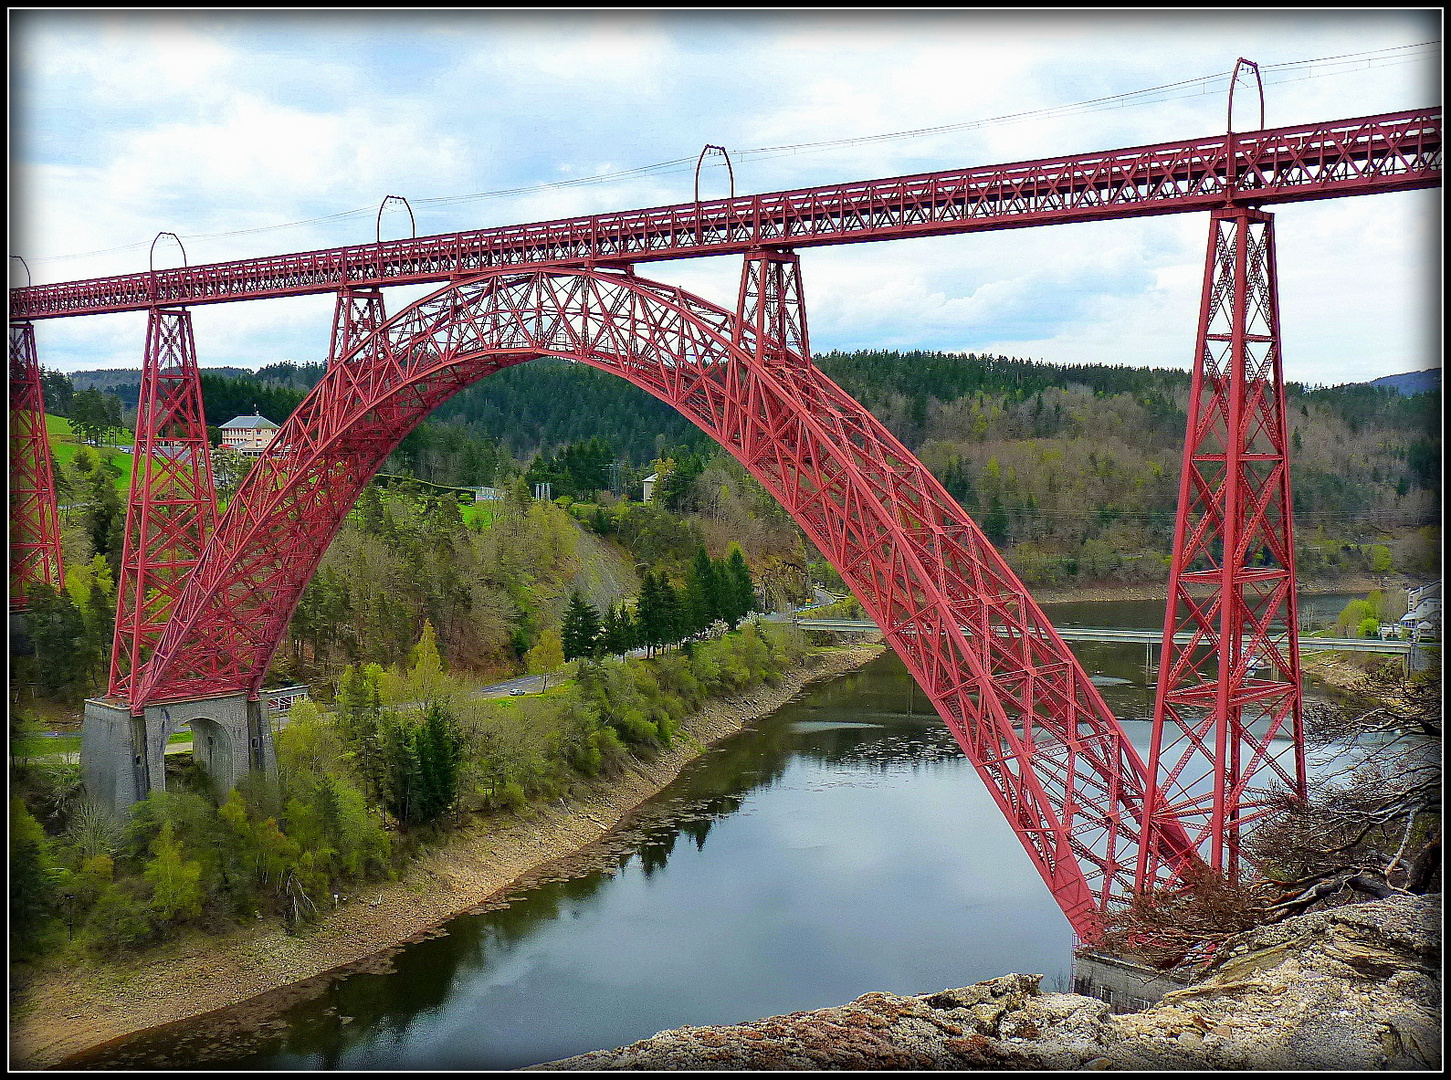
635 573 664 655
601 603 631 658
562 591 603 661
26 583 93 702
724 546 756 628
81 463 123 564
336 663 385 811
684 546 719 637
984 495 1010 545
656 576 683 649
413 705 462 825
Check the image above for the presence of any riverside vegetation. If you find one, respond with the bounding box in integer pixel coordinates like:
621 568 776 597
10 614 816 962
10 444 820 970
16 351 1437 979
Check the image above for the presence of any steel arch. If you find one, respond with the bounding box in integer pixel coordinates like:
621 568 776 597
135 266 1192 940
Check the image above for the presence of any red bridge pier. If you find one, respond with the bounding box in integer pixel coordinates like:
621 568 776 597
81 302 283 811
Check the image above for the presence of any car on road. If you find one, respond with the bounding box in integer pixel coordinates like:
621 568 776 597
509 687 527 696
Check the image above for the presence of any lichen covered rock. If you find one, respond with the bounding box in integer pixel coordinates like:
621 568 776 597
529 894 1439 1071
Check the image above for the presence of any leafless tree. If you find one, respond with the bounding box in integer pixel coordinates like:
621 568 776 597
1247 663 1440 919
1104 664 1440 970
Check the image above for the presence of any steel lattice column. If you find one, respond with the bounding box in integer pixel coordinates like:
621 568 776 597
329 286 387 367
734 247 810 361
8 320 65 609
1138 207 1305 892
108 307 218 701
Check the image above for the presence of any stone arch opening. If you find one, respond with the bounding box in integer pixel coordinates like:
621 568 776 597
185 715 235 794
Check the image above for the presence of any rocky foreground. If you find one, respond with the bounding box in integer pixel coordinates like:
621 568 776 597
531 893 1440 1071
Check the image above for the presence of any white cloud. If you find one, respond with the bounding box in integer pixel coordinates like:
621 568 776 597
12 11 1439 380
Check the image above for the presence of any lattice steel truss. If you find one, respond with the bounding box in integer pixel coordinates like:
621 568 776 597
12 109 1439 321
12 104 1436 942
8 320 64 609
1138 208 1306 892
108 308 218 699
130 263 1194 941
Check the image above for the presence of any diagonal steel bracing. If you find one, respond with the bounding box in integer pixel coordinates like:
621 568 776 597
126 264 1195 942
109 308 218 700
8 320 65 609
1138 208 1305 893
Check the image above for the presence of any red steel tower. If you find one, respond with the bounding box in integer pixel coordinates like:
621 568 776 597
9 320 65 609
108 307 218 700
735 247 810 361
1138 205 1305 891
329 285 387 369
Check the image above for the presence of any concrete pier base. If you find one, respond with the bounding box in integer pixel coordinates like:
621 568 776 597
1071 948 1192 1013
81 691 279 813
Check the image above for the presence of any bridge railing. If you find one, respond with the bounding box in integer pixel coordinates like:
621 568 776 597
792 618 1422 655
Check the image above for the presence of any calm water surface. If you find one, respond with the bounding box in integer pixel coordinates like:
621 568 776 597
78 596 1361 1070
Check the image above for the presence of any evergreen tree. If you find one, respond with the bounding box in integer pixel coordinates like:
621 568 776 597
336 663 385 809
724 546 756 628
355 483 385 535
656 577 683 647
635 573 664 655
378 704 462 827
40 368 74 417
684 546 720 637
80 462 124 564
413 705 463 825
26 583 94 702
562 591 603 661
68 388 113 446
983 496 1010 546
601 603 632 658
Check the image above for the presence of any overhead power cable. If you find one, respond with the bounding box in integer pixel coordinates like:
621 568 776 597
25 40 1439 267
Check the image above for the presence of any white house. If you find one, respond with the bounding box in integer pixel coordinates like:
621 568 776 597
641 472 659 502
220 410 280 457
1399 581 1441 641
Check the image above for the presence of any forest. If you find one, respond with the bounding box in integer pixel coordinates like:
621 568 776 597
52 344 1438 587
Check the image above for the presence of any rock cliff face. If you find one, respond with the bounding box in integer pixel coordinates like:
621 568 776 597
530 894 1440 1071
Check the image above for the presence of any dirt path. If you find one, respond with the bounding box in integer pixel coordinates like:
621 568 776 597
8 645 884 1071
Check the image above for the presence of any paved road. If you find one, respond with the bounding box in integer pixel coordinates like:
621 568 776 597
32 595 846 757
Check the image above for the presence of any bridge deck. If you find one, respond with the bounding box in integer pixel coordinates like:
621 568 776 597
793 619 1423 655
12 109 1439 320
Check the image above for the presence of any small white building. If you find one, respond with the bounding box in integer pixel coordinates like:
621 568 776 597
1400 581 1441 642
220 410 280 457
641 472 659 502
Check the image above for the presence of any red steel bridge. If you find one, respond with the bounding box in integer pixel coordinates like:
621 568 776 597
9 103 1440 943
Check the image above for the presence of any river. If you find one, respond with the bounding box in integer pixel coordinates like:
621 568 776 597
71 595 1365 1070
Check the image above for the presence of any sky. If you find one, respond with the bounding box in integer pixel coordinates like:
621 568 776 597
9 10 1442 386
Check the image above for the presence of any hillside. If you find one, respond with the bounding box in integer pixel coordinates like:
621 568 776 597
43 349 1440 590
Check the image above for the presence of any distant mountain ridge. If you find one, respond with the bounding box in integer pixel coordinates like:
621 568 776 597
1364 369 1441 396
